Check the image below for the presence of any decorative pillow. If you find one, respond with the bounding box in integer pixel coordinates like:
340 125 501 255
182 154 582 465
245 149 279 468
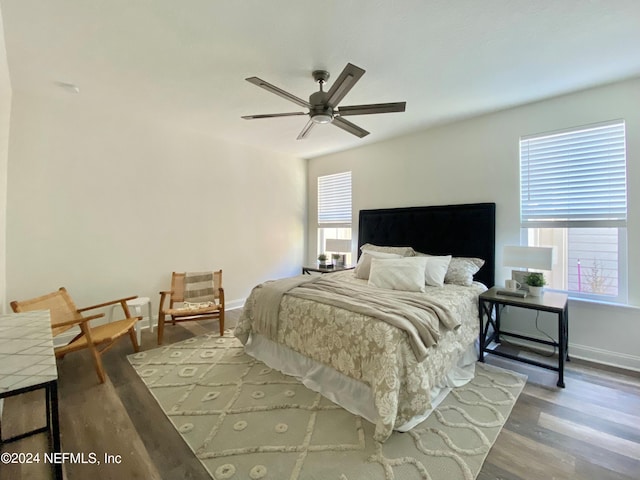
368 257 428 292
360 243 415 257
354 250 402 280
423 255 452 287
184 272 216 302
444 257 485 286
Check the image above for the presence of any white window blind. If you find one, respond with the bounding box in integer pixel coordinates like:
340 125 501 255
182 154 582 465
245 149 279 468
520 120 627 228
318 171 352 228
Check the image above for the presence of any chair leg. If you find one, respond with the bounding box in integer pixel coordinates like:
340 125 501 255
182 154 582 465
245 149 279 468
88 344 106 384
219 310 225 337
157 310 165 345
80 322 106 383
129 326 140 352
131 305 143 345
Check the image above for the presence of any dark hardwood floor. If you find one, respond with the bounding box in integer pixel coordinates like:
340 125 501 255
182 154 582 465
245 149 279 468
2 311 639 480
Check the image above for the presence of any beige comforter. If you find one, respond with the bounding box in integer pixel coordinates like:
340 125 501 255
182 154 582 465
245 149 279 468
235 270 484 441
243 274 460 362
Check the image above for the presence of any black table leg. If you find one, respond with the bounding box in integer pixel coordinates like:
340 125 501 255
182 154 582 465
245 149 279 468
494 302 501 343
49 381 63 480
478 298 485 362
565 304 570 362
557 311 566 388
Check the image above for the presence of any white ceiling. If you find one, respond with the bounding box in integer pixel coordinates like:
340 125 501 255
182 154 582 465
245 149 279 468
1 0 639 159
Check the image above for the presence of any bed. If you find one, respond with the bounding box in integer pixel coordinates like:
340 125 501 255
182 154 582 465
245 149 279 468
235 203 496 442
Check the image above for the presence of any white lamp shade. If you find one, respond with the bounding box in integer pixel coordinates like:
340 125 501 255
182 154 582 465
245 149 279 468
503 246 555 270
325 238 352 253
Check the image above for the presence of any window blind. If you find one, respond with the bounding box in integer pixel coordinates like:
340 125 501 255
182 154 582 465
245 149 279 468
318 171 352 227
520 120 627 228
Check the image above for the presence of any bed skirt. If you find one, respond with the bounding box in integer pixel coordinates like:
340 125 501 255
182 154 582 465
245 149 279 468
244 332 478 432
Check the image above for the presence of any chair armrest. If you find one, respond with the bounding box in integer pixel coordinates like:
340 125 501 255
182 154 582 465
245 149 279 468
158 290 173 313
77 295 138 312
55 313 104 327
218 287 225 307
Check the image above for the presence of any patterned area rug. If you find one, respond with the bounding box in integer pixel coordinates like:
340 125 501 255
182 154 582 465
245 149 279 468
128 332 526 480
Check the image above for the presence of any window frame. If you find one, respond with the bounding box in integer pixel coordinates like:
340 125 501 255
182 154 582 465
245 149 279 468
317 171 353 261
519 120 628 304
519 227 628 304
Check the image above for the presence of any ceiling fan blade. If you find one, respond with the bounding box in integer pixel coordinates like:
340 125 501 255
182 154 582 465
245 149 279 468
332 117 369 138
246 77 310 109
242 112 307 120
326 63 365 107
338 102 406 116
297 119 316 140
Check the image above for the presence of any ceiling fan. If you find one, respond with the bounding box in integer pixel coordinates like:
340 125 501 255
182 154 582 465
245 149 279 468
242 63 406 140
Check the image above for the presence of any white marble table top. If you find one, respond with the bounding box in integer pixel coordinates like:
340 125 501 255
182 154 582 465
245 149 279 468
0 311 58 394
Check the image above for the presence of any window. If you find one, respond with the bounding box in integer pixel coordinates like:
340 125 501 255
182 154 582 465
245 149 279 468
520 120 627 303
317 172 352 264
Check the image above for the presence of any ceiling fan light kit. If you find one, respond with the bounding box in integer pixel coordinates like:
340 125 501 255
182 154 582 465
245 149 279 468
311 112 333 124
242 63 406 140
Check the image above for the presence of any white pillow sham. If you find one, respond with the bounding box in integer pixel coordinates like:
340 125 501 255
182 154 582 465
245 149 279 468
354 250 402 280
368 257 428 292
416 252 485 286
423 255 452 287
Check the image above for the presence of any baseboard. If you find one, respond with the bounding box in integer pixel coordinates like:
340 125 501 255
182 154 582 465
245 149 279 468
225 299 245 310
499 331 640 373
567 344 640 373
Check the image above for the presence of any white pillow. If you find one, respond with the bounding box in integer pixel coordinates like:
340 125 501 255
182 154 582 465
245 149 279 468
368 257 428 292
416 252 485 286
424 255 452 287
354 250 402 280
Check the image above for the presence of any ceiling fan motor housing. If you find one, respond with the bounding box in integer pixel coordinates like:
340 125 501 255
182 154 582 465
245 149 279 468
309 90 334 123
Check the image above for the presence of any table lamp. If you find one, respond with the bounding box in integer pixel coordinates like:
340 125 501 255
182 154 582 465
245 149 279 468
325 239 352 267
503 245 555 288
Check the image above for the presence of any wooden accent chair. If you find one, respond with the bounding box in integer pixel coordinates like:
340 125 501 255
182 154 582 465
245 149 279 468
10 288 141 384
157 270 225 344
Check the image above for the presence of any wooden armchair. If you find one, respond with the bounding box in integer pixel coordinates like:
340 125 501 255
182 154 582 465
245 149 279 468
10 287 141 384
157 270 225 344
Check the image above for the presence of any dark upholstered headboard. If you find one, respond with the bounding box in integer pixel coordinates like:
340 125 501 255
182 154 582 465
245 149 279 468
357 203 496 287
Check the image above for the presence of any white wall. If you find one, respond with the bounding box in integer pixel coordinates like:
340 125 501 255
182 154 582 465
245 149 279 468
308 78 640 371
0 9 11 313
6 91 306 313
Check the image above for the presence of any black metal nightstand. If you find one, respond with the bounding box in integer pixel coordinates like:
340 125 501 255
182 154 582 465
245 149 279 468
479 287 569 387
